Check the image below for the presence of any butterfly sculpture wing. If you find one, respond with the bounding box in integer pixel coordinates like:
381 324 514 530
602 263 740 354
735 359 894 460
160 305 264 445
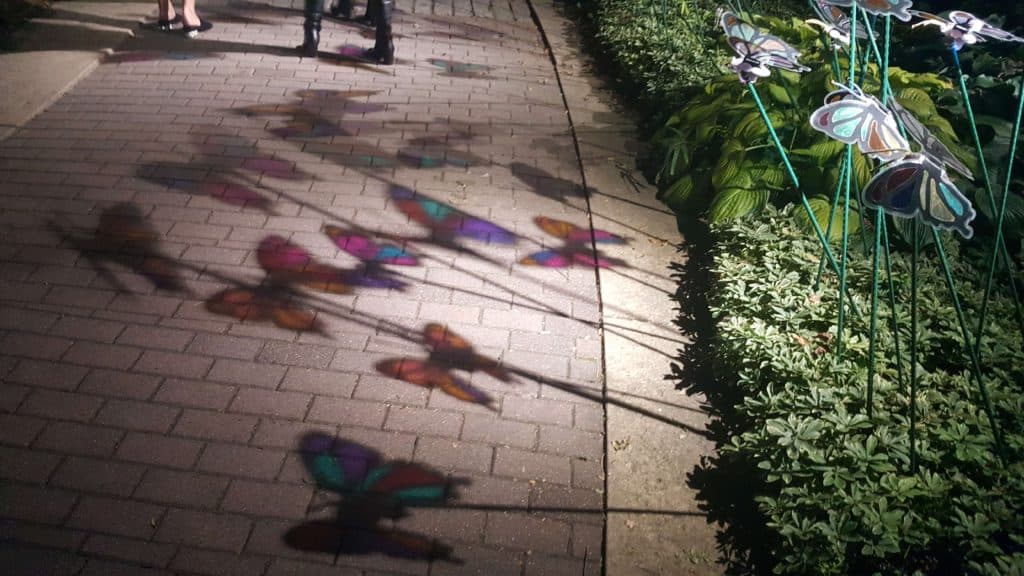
390 186 516 244
810 0 868 40
824 0 913 22
886 97 973 180
862 154 977 238
376 358 495 407
810 88 909 162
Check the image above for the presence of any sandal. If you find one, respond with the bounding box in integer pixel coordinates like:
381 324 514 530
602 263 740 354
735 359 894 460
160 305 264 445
182 19 213 38
156 14 182 30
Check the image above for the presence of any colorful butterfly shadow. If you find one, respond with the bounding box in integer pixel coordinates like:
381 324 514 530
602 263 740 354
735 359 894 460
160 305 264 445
809 84 910 163
323 225 416 289
520 216 627 269
426 58 493 78
719 9 810 84
50 203 188 293
257 235 353 294
862 153 977 239
138 162 277 213
396 135 489 169
911 10 1024 51
205 284 324 333
376 323 513 410
886 96 973 180
806 0 868 47
389 186 517 245
285 432 462 564
825 0 913 22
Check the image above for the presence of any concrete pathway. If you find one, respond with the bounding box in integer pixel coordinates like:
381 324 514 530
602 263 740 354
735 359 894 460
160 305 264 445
0 0 718 574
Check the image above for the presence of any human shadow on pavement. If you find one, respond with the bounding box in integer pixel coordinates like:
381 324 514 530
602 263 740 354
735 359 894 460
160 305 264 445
47 203 190 294
286 431 465 564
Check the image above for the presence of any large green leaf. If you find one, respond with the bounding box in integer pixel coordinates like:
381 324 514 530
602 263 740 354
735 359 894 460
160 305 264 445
709 187 770 222
660 175 696 211
794 195 862 241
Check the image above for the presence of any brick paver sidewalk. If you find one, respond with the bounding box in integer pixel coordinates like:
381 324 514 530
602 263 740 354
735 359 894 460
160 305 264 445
0 1 615 574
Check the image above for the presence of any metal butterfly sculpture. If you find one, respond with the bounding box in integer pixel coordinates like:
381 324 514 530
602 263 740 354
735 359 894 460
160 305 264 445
375 323 512 410
806 0 868 47
719 9 810 84
285 432 462 564
910 10 1024 52
823 0 914 22
810 83 977 238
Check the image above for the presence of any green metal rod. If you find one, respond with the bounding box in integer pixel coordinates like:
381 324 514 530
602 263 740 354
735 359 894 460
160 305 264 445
881 217 905 392
975 74 1024 355
836 1 859 353
866 210 884 419
838 146 853 355
951 48 1024 341
909 222 919 472
933 230 1006 461
748 82 859 317
815 159 849 290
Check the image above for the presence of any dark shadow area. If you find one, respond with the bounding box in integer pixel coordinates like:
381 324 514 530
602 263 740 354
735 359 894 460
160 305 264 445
375 323 514 411
287 431 464 564
668 217 776 574
47 203 190 294
206 282 326 334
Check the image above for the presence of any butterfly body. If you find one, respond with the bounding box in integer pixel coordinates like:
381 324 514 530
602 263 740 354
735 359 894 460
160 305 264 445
862 154 976 238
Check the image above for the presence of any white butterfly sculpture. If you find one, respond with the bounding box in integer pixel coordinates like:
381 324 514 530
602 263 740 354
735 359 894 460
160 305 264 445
911 10 1024 51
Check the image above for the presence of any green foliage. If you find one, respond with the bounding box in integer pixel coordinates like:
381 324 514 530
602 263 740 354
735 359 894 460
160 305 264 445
708 205 1024 574
650 16 973 228
588 0 724 108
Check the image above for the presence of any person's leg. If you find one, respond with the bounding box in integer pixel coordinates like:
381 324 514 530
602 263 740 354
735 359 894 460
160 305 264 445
157 0 178 28
180 0 199 27
329 0 351 19
369 0 393 64
299 0 325 56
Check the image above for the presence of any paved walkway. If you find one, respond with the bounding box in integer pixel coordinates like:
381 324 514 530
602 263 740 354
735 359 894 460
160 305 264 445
0 0 717 574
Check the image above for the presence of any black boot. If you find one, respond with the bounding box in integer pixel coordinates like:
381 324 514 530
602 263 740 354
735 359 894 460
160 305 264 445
298 0 323 57
367 0 394 64
329 0 351 19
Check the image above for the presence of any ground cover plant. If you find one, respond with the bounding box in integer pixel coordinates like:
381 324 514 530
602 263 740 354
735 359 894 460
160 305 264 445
706 205 1024 574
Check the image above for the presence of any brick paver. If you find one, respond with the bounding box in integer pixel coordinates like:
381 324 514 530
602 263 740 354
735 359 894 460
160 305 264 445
0 0 608 573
